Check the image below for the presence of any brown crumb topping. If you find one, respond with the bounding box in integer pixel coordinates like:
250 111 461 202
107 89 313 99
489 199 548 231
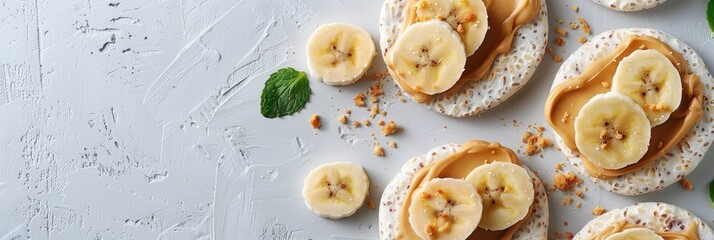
592 207 607 216
555 162 565 172
521 126 553 156
571 5 579 12
560 196 573 206
578 36 587 44
368 199 376 209
338 115 348 124
381 121 399 136
568 21 579 30
354 93 366 107
388 141 397 148
370 105 379 118
680 178 693 191
352 121 361 128
373 145 384 156
556 28 567 37
554 38 565 46
310 115 321 129
362 119 371 126
553 171 581 191
577 17 591 35
369 82 384 103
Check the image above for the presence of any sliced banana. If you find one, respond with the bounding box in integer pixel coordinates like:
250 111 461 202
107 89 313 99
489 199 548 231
306 22 376 86
605 228 664 240
612 49 682 126
408 178 483 240
413 0 489 56
464 162 534 231
574 92 651 170
302 162 370 219
388 20 466 95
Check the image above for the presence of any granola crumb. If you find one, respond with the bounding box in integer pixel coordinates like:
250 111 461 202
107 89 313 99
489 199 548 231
338 115 348 124
369 82 384 103
564 232 574 239
521 126 553 156
577 17 591 35
578 36 587 44
601 81 610 88
388 141 398 148
354 93 366 107
574 189 584 198
310 115 321 129
574 201 582 209
555 162 565 172
373 145 385 156
353 121 361 128
680 178 693 191
592 207 607 216
556 28 567 37
558 19 564 24
382 121 398 136
554 38 565 46
370 105 379 118
560 196 573 206
568 21 579 30
571 5 579 12
381 111 387 116
344 108 352 116
362 119 371 126
377 120 386 126
553 171 581 191
368 199 376 209
554 55 563 63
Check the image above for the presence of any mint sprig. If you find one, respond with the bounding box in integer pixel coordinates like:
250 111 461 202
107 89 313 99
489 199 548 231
708 0 714 37
260 67 311 118
710 179 714 209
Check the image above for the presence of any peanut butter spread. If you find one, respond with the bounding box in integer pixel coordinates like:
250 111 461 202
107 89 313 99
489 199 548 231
389 0 541 103
544 36 704 179
397 140 535 239
591 220 698 240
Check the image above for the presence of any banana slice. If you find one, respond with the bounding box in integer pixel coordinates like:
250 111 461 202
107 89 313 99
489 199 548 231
464 162 534 231
605 228 664 240
388 20 466 95
306 22 376 86
574 92 651 170
611 49 682 126
413 0 489 56
302 162 370 219
408 178 483 240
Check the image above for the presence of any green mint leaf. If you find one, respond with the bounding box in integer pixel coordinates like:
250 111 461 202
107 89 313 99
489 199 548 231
709 0 714 37
710 179 714 209
260 67 311 118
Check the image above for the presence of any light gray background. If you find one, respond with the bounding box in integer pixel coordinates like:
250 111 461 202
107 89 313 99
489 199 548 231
0 0 712 239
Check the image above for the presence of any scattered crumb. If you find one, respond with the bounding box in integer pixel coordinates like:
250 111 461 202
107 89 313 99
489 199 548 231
388 141 397 148
354 93 366 107
362 119 371 126
578 36 587 44
553 171 581 191
546 47 563 63
370 71 389 81
368 199 376 209
601 81 610 88
353 121 361 128
310 115 321 129
377 120 386 126
680 178 694 191
577 17 591 35
574 201 582 209
338 115 348 124
592 207 607 216
568 21 579 30
521 126 553 156
554 38 565 46
560 196 573 206
344 108 352 116
381 111 387 116
574 189 584 198
564 232 574 239
571 5 579 12
556 28 567 37
555 162 565 172
370 105 379 118
373 145 385 157
554 55 563 62
369 82 384 103
381 121 398 136
557 19 564 24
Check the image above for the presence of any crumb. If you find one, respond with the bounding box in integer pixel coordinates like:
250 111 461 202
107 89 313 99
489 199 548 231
521 131 534 143
362 119 371 126
354 93 366 107
555 162 565 172
381 121 398 136
592 207 607 216
388 141 398 148
554 38 565 46
554 55 563 62
574 201 582 209
377 120 386 126
578 36 587 44
369 82 384 103
546 47 555 55
557 19 564 24
560 196 573 206
373 145 385 156
370 71 389 81
553 171 581 191
680 178 694 191
568 21 579 30
399 96 406 103
577 17 591 35
344 108 352 116
556 28 567 37
571 5 579 12
338 115 348 124
521 126 553 156
601 81 610 88
368 199 376 209
310 115 321 129
381 111 387 116
353 121 361 128
370 105 379 118
564 232 574 239
574 189 584 198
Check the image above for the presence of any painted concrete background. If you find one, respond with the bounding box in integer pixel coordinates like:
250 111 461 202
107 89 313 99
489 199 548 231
0 0 712 239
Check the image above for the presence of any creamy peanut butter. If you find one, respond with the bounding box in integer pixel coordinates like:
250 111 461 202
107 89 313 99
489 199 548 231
591 220 699 240
544 36 704 179
389 0 541 103
396 140 534 240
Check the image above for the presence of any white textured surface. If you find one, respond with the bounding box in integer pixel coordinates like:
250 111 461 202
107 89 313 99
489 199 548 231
0 0 712 239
